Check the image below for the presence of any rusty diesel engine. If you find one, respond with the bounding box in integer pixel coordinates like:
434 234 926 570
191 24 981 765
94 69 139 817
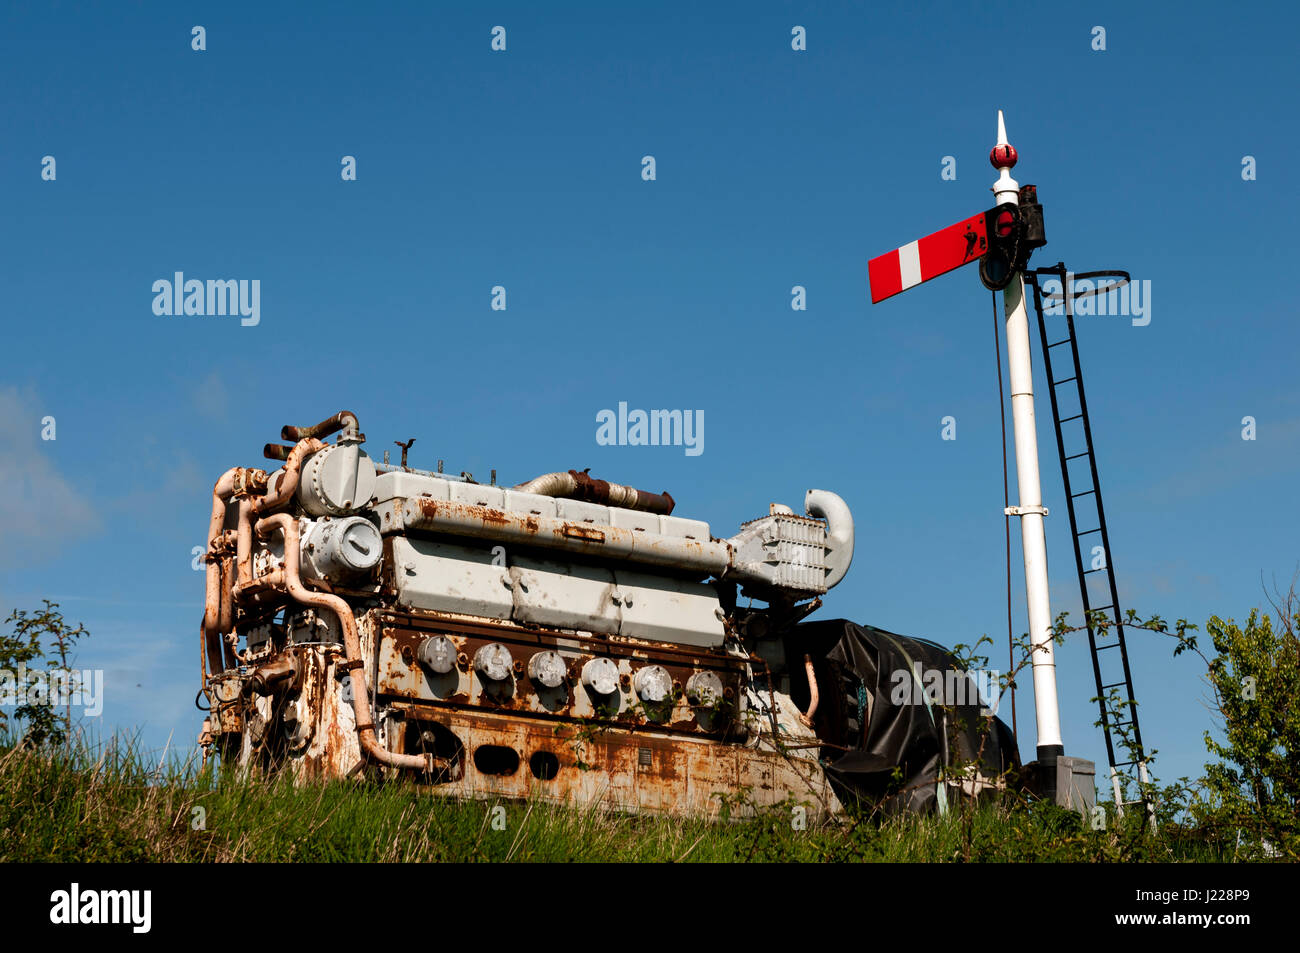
199 411 860 817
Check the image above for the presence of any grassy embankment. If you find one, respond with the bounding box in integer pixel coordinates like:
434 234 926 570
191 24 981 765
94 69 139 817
0 734 1237 863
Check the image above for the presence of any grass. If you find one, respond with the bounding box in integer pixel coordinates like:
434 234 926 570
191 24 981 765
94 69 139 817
0 734 1241 862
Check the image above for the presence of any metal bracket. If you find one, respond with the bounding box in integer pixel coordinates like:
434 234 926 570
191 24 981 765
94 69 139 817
1004 504 1049 517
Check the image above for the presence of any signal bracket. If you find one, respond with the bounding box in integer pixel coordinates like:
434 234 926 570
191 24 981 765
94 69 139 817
1004 504 1049 517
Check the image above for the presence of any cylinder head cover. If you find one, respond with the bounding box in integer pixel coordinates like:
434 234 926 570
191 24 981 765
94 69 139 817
686 671 724 706
473 643 513 682
298 444 376 516
417 635 457 675
527 650 567 689
633 664 672 703
581 657 619 696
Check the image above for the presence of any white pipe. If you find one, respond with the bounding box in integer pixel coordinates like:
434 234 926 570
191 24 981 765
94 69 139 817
400 497 732 573
995 110 1062 757
805 489 854 589
400 490 854 589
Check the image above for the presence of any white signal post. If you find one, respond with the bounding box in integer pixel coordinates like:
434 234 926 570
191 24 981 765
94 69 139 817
992 110 1063 760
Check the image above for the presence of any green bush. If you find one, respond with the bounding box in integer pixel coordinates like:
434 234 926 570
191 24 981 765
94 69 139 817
1178 592 1299 859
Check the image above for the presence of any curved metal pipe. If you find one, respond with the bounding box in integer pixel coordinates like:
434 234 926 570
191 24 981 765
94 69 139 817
253 438 325 515
513 469 675 515
513 471 573 497
799 654 820 727
281 411 359 443
235 499 255 587
805 489 855 589
255 513 431 773
200 621 216 688
217 554 234 635
206 442 325 676
203 468 241 675
236 438 325 589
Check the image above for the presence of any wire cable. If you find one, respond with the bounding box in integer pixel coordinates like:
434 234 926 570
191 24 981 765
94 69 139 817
992 289 1016 736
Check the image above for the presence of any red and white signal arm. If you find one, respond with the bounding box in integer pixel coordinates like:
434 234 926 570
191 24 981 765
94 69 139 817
868 210 993 304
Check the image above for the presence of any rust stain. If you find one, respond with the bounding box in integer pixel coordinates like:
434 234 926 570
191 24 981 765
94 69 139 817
560 523 605 543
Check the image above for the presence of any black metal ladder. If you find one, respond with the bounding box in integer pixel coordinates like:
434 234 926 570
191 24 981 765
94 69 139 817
1025 262 1151 818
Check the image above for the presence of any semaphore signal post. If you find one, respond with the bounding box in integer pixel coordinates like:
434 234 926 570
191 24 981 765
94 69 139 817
868 112 1104 811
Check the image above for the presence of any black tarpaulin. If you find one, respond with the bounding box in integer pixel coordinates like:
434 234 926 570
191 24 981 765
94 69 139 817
780 619 1020 815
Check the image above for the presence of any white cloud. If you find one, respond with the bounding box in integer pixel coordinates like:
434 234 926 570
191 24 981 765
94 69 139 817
192 369 229 422
0 386 102 568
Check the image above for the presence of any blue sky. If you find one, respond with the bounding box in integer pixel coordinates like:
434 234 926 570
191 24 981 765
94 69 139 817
1 1 1296 791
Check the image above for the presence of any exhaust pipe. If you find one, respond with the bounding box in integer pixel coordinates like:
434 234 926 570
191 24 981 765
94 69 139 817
805 489 854 589
513 469 675 515
281 410 360 443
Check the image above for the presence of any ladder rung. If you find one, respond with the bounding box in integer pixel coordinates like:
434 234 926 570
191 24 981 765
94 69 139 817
1077 528 1101 536
1060 413 1083 423
1096 642 1121 650
1071 489 1095 499
1065 451 1090 461
1084 566 1106 574
1103 682 1129 691
1047 338 1072 348
1054 376 1078 386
